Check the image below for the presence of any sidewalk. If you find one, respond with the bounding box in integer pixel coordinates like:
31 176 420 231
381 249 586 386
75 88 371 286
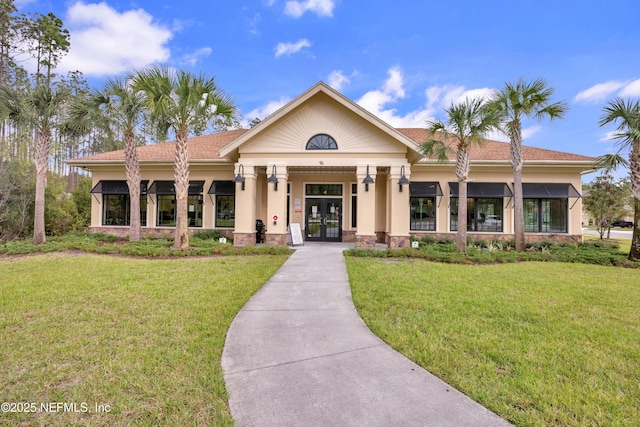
221 242 511 427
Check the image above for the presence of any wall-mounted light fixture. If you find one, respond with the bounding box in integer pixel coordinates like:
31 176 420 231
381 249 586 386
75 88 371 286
234 164 245 191
268 164 279 191
398 165 410 192
363 164 374 192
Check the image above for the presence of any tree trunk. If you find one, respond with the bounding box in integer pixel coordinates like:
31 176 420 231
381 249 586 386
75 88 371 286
510 124 526 252
173 127 190 249
630 197 640 261
455 147 470 252
124 128 141 241
33 127 50 244
456 178 468 252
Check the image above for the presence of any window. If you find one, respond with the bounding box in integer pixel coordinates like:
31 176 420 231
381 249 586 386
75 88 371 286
209 181 235 228
409 182 442 231
522 183 580 233
450 198 503 232
150 180 204 227
305 184 342 196
91 180 147 226
449 182 512 232
306 134 337 150
351 183 357 228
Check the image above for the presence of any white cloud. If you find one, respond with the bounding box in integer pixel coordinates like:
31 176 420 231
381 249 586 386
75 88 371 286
180 47 212 66
242 96 292 124
599 131 619 142
274 38 311 57
522 125 542 140
575 80 627 103
56 1 172 76
327 70 350 92
619 79 640 97
284 0 335 18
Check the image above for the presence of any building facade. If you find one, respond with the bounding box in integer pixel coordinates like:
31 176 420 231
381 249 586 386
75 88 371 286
68 82 595 247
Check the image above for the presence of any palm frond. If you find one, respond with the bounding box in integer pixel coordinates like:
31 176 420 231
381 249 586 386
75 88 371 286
596 153 628 172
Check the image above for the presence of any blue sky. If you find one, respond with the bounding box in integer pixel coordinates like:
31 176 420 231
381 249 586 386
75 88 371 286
16 0 640 176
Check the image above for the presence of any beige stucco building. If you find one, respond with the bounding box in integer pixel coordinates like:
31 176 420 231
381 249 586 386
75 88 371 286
68 82 595 247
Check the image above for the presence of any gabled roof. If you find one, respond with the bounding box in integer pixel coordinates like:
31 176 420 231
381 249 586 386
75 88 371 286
217 81 423 161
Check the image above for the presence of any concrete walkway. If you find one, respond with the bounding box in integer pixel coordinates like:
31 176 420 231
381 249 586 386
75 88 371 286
222 242 511 427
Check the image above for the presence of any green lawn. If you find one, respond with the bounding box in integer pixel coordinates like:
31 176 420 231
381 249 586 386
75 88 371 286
347 258 640 427
0 253 288 426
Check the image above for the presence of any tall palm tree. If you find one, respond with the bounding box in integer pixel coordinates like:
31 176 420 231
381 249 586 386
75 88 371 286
133 66 236 249
0 83 68 244
68 76 146 240
598 97 640 260
491 78 568 252
421 97 502 252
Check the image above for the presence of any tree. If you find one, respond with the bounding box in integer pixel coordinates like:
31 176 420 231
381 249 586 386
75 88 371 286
133 66 236 249
420 97 502 252
491 78 568 252
583 174 626 239
68 76 145 240
598 98 640 260
0 83 69 243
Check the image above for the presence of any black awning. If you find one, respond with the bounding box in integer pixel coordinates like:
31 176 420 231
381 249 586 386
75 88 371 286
208 181 235 195
90 180 148 195
522 183 582 198
449 182 513 197
148 180 205 195
409 182 443 197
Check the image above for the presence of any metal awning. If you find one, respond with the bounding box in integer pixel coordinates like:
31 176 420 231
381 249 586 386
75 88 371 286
522 183 582 198
208 181 235 195
409 182 443 197
148 180 205 195
90 180 148 195
449 182 513 197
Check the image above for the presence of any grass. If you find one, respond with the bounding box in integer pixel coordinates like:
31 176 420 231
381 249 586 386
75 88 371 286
346 258 640 427
0 253 288 426
583 234 631 254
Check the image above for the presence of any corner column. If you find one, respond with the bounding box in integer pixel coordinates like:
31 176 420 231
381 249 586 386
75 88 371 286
387 164 411 248
356 164 377 248
233 163 257 247
265 164 289 246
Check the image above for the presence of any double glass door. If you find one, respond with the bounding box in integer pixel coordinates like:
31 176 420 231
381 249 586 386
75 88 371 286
305 198 342 242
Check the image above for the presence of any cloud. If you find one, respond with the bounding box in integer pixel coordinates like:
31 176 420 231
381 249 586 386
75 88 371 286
284 0 335 17
327 70 351 91
56 1 172 76
619 79 640 97
274 38 311 57
575 80 627 103
242 96 292 125
599 131 618 142
179 47 212 66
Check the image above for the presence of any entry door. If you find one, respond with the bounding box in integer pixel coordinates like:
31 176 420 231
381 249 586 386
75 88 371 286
305 198 342 242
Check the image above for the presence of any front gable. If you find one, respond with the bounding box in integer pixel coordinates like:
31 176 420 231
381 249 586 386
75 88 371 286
219 82 422 162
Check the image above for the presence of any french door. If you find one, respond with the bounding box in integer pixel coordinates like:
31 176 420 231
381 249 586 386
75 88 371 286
305 198 342 242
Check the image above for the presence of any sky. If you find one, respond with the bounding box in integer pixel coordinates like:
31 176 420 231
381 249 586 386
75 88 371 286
15 0 640 179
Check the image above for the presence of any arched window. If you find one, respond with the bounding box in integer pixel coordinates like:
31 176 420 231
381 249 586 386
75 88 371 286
306 134 338 150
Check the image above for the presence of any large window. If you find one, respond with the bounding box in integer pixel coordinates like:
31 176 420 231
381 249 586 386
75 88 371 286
306 134 337 150
91 180 147 226
409 182 442 231
522 183 580 233
450 198 503 232
449 182 512 232
209 181 235 228
150 180 204 227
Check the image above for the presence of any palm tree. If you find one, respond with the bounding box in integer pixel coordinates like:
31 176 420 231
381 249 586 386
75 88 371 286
421 97 502 252
67 76 146 240
0 83 68 244
491 78 568 252
133 66 236 249
598 97 640 260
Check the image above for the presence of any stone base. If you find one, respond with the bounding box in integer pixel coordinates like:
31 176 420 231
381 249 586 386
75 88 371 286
408 232 583 245
355 235 377 248
387 235 411 248
342 230 356 243
234 232 256 247
89 227 235 241
265 233 288 246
